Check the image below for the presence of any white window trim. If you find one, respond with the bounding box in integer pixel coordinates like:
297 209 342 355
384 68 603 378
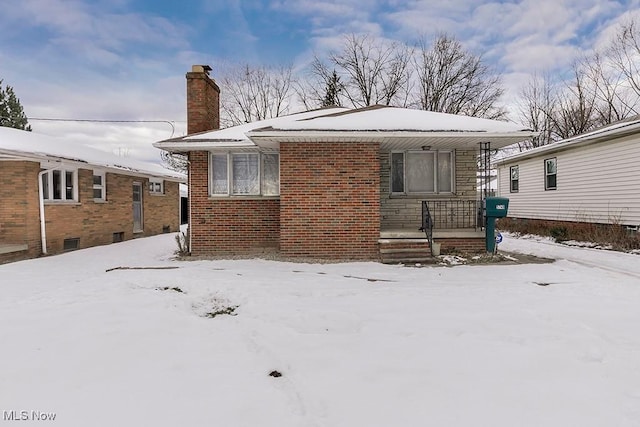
42 168 78 202
93 170 106 201
545 158 557 191
390 150 455 196
149 178 164 195
510 165 519 193
209 152 280 197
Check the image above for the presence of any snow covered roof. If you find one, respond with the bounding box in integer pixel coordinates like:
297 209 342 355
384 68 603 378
254 105 528 133
496 115 640 165
154 105 536 152
154 107 348 151
0 127 185 181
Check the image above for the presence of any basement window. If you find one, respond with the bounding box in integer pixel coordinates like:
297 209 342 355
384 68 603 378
113 232 124 243
63 238 80 251
210 152 279 196
390 150 454 195
42 169 78 201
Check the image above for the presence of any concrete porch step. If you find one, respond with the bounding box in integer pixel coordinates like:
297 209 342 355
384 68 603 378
380 247 431 254
379 238 433 264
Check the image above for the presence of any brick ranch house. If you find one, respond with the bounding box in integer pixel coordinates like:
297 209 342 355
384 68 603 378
154 65 536 262
0 126 185 264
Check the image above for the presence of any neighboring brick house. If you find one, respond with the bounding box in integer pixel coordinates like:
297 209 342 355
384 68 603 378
0 126 185 264
154 65 535 262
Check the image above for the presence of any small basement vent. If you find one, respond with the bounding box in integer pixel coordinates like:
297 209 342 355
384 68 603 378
113 232 124 243
162 225 171 233
63 238 80 251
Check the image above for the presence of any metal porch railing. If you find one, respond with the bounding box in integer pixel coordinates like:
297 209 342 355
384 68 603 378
422 200 480 230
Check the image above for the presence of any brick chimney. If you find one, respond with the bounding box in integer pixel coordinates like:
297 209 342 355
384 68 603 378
186 65 220 134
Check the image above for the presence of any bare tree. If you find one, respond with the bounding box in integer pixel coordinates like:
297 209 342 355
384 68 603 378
311 34 413 108
220 64 297 127
609 20 640 99
579 52 638 125
160 151 188 173
550 65 599 140
515 72 556 150
413 34 505 119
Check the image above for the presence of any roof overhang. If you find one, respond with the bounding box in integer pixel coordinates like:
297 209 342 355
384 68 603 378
155 130 538 153
0 149 186 182
495 119 640 165
153 140 258 153
247 130 538 151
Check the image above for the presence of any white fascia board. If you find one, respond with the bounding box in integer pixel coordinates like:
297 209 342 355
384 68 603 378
153 140 256 152
247 130 537 139
248 130 538 150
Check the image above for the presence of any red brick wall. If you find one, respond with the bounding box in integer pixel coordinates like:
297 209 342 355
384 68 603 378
0 161 180 263
188 151 280 255
439 238 486 254
279 142 380 259
186 69 220 134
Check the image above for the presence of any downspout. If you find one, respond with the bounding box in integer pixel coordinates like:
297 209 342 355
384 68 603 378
187 157 192 253
38 165 60 255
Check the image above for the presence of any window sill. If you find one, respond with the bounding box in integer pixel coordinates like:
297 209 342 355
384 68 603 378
44 201 81 206
149 193 165 196
93 199 108 203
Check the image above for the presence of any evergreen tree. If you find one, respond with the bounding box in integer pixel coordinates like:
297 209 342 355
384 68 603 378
321 70 343 107
0 80 31 131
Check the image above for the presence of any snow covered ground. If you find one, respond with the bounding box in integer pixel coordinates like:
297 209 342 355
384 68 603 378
1 233 640 426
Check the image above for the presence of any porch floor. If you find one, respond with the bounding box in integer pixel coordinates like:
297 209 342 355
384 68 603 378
380 228 484 240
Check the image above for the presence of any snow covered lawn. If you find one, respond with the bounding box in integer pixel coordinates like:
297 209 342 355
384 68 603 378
2 233 640 426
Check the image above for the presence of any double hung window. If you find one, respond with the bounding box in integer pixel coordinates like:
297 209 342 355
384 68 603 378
545 158 557 190
510 166 519 193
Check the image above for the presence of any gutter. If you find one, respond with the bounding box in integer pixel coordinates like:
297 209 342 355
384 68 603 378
37 164 61 255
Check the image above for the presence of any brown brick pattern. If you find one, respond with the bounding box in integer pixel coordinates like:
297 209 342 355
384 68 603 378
279 142 380 259
0 161 42 260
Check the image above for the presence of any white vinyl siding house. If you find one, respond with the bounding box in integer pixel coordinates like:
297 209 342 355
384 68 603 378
497 123 640 227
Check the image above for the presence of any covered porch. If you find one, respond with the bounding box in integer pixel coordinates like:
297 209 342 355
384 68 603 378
379 198 486 263
377 138 505 263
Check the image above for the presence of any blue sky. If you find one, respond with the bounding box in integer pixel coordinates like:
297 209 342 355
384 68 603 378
1 0 639 163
